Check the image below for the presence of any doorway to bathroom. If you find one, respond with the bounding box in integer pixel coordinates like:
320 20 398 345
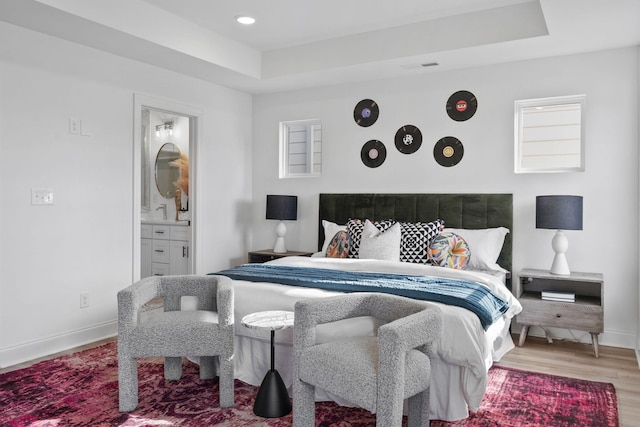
133 94 202 281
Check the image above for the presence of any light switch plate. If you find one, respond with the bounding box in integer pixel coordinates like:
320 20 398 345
69 118 81 135
31 188 54 205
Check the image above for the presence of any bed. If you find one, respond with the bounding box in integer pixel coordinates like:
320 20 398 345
218 193 521 422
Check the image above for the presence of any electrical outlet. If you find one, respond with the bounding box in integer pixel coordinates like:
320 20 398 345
80 292 90 309
69 118 81 135
31 188 54 205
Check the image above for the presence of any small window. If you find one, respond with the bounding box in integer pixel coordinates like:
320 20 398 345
279 119 322 178
515 95 586 173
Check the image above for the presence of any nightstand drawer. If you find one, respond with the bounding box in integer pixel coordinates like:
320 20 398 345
249 253 280 263
518 299 603 332
248 249 314 263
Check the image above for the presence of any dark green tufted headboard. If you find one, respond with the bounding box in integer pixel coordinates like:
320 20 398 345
318 193 513 274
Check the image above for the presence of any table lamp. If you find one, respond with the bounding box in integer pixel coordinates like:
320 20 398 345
266 195 298 253
536 195 583 275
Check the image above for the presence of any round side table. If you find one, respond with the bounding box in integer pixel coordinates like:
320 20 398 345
241 310 294 418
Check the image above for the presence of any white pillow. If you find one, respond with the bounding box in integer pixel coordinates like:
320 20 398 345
444 227 509 272
359 220 401 261
321 220 346 254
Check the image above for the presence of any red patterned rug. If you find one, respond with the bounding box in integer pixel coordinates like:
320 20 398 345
0 342 618 426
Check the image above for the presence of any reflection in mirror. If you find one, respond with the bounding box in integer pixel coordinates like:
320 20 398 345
155 142 181 198
279 119 321 178
515 94 586 173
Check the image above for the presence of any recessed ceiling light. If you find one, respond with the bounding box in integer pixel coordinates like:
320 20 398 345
236 15 256 25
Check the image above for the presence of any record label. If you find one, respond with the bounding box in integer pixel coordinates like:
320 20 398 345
434 136 464 167
354 99 379 127
446 91 477 121
361 140 386 168
394 125 422 154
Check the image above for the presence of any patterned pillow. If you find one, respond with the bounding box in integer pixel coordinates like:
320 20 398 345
427 231 471 269
321 220 347 254
399 220 445 264
325 230 349 258
346 218 396 258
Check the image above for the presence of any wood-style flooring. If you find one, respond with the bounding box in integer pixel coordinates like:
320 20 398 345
2 334 639 426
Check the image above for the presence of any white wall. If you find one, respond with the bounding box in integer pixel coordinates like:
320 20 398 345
252 47 640 349
0 22 253 367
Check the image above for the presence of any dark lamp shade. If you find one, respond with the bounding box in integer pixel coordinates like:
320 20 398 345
536 195 583 230
266 195 297 221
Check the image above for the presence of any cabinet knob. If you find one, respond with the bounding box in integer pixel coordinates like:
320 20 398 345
555 313 562 318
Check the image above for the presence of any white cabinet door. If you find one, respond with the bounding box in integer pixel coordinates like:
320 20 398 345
141 223 190 277
152 239 171 263
169 240 190 275
141 238 152 278
152 262 170 276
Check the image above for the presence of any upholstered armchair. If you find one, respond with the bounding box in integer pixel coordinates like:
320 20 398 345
117 275 234 412
293 293 443 427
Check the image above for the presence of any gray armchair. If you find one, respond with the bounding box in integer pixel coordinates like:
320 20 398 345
117 275 234 412
293 293 443 427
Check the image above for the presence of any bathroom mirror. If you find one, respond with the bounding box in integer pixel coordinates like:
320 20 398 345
155 142 181 198
279 119 322 178
514 94 586 173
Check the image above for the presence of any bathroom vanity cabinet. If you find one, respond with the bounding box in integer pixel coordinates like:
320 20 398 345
141 221 190 278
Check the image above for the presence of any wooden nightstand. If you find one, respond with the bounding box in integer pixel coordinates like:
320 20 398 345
515 268 604 358
248 249 313 263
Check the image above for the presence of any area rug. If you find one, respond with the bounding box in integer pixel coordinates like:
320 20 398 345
0 342 618 426
430 365 619 427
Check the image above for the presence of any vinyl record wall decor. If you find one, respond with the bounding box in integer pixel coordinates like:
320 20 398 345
446 90 477 121
351 92 475 168
394 125 422 154
361 140 386 168
433 136 464 167
353 99 379 127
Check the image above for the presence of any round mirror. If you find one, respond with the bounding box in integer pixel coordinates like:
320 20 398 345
155 142 181 198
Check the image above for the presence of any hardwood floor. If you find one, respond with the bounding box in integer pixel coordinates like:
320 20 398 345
498 334 640 427
2 334 639 426
0 337 116 374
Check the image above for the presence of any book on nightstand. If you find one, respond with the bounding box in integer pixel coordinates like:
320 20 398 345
541 290 575 303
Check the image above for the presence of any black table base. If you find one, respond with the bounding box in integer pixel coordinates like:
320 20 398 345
253 329 291 418
253 369 291 417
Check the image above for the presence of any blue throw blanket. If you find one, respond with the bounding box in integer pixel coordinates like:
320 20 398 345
217 264 509 330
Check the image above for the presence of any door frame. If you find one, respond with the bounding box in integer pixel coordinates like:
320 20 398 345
133 93 202 281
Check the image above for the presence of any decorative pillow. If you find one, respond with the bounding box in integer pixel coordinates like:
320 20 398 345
346 218 396 258
444 227 509 272
399 220 445 264
321 220 347 254
358 220 401 261
427 232 471 269
325 230 349 258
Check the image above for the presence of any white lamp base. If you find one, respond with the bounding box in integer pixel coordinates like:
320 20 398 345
549 230 570 275
272 220 288 253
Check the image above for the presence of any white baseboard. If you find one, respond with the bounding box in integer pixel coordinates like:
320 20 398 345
0 320 117 369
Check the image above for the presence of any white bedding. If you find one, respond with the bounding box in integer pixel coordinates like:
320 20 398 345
226 256 522 421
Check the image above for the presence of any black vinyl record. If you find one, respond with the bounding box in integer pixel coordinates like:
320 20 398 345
434 137 464 167
446 90 477 121
394 125 422 154
354 99 379 127
361 140 386 168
